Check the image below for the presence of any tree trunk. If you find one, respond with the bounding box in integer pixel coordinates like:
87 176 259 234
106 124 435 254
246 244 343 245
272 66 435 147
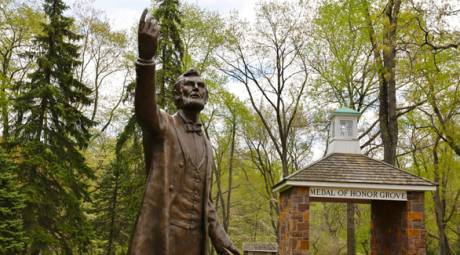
224 118 236 231
91 73 99 122
106 163 120 255
433 191 451 255
0 85 8 140
456 224 460 254
380 0 400 165
347 203 356 255
1 41 12 141
432 140 451 255
364 0 401 166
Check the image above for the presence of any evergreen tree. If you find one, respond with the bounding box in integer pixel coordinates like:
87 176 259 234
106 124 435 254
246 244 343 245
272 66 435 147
153 0 184 110
0 147 26 254
14 0 95 253
91 116 145 254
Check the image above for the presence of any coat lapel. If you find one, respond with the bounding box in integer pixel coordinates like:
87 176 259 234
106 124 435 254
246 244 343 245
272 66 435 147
172 114 187 185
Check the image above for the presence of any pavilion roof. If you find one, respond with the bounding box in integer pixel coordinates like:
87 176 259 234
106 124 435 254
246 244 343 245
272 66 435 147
242 243 278 252
273 153 435 192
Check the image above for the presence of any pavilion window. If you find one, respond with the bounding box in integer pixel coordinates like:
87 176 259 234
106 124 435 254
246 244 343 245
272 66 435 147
339 120 353 137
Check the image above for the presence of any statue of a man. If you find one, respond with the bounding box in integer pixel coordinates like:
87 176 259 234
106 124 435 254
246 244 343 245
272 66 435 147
127 9 240 255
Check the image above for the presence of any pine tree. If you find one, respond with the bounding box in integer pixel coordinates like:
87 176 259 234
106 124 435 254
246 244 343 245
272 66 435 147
14 0 95 253
91 117 145 254
153 0 184 110
0 147 26 254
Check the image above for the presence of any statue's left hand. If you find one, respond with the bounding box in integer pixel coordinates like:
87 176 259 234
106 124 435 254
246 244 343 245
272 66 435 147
138 8 160 60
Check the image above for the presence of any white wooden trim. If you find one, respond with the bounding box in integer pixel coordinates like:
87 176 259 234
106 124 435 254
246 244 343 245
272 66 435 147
309 187 407 201
273 180 436 193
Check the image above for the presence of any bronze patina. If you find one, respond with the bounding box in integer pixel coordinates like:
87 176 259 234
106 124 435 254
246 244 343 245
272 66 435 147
127 9 240 255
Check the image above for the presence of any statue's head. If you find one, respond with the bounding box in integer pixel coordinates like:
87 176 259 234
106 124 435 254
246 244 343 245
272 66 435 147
173 69 208 111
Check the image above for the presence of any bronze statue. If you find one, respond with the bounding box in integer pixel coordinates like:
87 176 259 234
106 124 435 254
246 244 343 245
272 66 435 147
127 9 240 255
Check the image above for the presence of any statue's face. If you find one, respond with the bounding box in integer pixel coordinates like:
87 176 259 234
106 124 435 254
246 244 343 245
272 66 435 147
177 76 208 111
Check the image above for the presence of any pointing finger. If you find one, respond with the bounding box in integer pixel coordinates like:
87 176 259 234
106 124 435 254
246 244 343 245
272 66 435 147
139 8 148 26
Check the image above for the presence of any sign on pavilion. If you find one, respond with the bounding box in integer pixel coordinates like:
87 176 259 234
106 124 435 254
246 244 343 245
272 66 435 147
273 108 436 255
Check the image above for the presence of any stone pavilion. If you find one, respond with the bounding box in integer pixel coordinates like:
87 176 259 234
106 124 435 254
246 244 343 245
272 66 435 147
273 108 436 255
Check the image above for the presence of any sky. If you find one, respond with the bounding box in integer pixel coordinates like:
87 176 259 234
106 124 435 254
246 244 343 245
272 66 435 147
60 0 458 160
64 0 259 31
59 0 262 141
62 0 258 110
64 0 460 35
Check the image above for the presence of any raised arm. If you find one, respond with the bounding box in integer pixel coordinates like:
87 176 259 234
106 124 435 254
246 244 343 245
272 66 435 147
135 9 161 132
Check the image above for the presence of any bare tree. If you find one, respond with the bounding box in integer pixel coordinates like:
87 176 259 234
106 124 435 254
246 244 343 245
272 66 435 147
220 1 312 177
0 2 42 141
73 3 129 128
219 2 314 241
243 115 281 240
208 92 240 232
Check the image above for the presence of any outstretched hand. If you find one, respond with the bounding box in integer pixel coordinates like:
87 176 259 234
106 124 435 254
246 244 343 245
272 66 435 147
138 8 160 60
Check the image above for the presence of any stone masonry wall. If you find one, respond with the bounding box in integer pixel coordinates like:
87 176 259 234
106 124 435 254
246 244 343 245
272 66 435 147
406 192 426 255
279 187 309 255
278 187 426 255
371 191 426 255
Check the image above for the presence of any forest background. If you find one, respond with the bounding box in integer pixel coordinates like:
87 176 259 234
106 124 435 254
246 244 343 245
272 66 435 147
0 0 459 254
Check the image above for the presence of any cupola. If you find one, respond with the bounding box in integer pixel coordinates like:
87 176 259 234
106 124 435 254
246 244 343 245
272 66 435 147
326 107 361 155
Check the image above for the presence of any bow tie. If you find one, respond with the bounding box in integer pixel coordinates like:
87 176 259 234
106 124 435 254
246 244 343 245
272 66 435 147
178 111 203 135
184 122 203 135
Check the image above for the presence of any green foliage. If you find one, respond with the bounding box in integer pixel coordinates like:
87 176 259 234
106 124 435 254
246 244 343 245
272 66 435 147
0 0 459 254
0 147 26 254
180 3 225 72
205 86 279 246
12 0 96 252
225 157 278 246
0 1 43 141
91 116 145 255
402 112 460 254
153 0 184 111
310 203 370 255
310 0 378 114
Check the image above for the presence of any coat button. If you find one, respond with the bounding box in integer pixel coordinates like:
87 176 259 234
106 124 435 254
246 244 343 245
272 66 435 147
169 185 174 191
179 161 184 168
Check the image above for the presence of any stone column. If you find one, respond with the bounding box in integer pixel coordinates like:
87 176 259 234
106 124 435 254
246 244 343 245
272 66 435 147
371 192 426 255
406 192 426 255
279 187 309 255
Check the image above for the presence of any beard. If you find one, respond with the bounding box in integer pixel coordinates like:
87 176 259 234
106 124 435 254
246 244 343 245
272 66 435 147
177 96 206 111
